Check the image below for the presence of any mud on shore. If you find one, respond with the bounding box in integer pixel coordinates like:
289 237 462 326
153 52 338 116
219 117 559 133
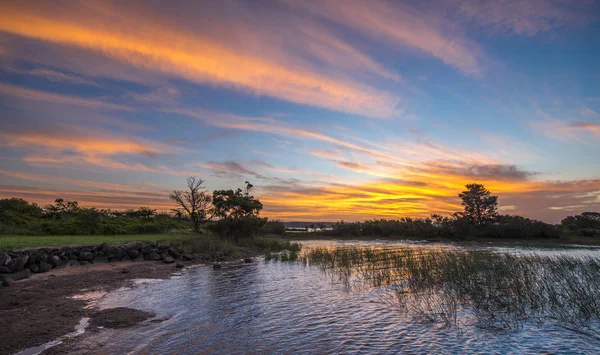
0 261 184 355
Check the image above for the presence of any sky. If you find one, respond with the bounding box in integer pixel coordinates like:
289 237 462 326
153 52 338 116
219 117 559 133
0 0 599 223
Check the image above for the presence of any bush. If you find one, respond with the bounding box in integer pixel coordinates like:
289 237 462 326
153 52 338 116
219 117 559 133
209 217 267 241
261 220 286 235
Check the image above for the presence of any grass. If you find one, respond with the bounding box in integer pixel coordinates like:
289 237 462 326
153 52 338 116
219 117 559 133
164 234 302 260
303 246 600 337
0 233 182 250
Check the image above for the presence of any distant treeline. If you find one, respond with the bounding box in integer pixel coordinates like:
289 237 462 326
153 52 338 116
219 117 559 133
321 212 600 240
0 198 189 236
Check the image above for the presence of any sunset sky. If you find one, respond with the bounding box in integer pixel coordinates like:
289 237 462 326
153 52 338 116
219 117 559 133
0 0 599 222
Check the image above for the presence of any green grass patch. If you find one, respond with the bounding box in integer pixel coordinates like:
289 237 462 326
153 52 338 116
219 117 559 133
0 233 183 250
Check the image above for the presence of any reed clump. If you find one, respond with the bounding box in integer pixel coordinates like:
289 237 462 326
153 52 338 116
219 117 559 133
303 246 600 336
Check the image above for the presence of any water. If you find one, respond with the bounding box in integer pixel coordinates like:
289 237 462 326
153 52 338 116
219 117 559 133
93 240 600 354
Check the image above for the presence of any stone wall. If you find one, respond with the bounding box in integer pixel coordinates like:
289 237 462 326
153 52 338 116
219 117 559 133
0 242 191 286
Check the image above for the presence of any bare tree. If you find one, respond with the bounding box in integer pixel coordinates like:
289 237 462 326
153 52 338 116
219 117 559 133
170 177 212 232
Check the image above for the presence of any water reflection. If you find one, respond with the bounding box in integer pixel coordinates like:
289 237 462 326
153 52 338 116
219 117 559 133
93 241 600 354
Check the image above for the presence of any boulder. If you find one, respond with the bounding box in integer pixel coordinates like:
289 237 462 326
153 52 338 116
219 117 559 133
94 256 110 264
140 244 153 255
114 248 127 261
38 253 48 263
244 258 253 263
0 266 12 273
170 251 182 260
134 254 144 262
48 255 62 267
2 268 32 281
79 252 95 261
29 264 40 273
175 262 185 268
1 275 15 287
104 246 116 256
68 260 80 267
182 254 194 261
0 252 9 266
148 252 161 261
79 261 90 266
7 255 28 272
38 262 53 273
120 255 131 262
127 250 140 259
163 256 174 264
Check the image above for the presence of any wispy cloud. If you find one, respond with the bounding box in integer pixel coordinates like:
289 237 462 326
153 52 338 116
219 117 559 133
6 66 102 87
0 1 400 118
450 0 597 36
287 0 485 77
0 83 131 111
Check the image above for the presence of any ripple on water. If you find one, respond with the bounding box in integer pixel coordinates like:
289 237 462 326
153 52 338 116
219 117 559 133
91 242 600 354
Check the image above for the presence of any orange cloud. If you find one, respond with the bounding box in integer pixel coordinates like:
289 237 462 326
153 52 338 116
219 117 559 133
0 1 399 118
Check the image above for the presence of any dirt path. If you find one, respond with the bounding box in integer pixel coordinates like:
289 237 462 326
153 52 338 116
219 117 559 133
0 261 186 355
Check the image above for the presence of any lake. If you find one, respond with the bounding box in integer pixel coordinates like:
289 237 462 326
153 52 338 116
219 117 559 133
92 240 600 354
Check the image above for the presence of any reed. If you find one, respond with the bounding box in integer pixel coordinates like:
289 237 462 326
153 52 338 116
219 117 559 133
303 246 600 336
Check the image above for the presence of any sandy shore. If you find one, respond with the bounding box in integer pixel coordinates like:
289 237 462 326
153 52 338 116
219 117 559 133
0 261 187 355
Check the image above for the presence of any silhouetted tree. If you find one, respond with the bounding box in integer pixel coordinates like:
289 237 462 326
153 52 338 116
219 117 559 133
170 177 213 232
212 181 263 219
44 198 80 218
456 183 498 226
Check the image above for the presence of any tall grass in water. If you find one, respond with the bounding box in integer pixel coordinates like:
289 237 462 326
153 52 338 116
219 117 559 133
303 247 600 336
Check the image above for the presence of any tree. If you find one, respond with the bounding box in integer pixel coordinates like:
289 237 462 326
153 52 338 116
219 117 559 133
211 181 265 240
456 183 498 226
212 181 263 219
170 177 213 232
44 198 80 218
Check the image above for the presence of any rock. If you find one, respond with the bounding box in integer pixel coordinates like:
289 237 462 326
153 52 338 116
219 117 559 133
120 255 131 262
80 261 90 266
28 264 40 273
0 266 12 273
170 251 181 260
213 263 222 270
148 252 161 261
140 245 152 255
182 254 194 261
160 253 168 260
175 262 184 268
114 248 127 261
48 255 62 267
79 252 95 261
94 256 110 264
0 252 9 266
121 268 130 274
68 260 80 267
7 255 28 272
2 268 32 281
38 262 53 273
39 253 48 263
244 258 253 263
105 246 116 255
127 250 140 259
134 254 144 262
1 275 15 287
163 256 174 264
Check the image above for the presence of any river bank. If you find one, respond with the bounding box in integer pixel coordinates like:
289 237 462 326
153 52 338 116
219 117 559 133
0 260 187 355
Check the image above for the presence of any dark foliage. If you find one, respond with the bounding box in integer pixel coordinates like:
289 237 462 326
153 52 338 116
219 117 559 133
0 198 188 236
561 212 600 237
261 220 286 235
